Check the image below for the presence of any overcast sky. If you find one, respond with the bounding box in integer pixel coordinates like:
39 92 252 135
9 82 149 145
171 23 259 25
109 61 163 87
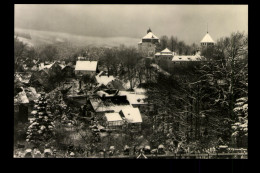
15 4 248 45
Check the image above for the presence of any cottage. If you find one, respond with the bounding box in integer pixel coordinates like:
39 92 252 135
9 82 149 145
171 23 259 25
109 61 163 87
75 61 98 77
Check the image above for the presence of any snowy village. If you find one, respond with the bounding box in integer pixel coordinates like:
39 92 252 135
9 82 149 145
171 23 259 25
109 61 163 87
14 5 248 158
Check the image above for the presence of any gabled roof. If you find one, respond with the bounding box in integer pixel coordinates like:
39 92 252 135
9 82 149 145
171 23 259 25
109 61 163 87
200 33 215 43
75 61 98 71
142 32 159 39
105 113 123 122
120 108 142 123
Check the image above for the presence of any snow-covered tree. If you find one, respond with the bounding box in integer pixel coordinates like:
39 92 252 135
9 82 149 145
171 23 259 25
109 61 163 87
26 93 55 147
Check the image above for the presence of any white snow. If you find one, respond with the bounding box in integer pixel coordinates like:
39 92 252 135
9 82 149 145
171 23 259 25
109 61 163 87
200 33 215 43
121 108 142 123
105 113 123 122
95 71 115 86
142 32 159 39
75 61 98 71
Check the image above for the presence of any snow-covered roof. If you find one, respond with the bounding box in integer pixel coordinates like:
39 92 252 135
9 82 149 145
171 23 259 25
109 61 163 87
44 63 54 69
89 98 133 113
161 48 172 53
119 91 148 105
75 61 97 71
25 87 40 102
95 71 115 86
155 48 175 56
96 90 114 98
134 88 147 94
121 108 142 123
14 73 32 84
172 55 203 62
59 64 66 69
14 87 29 104
142 32 159 39
105 113 123 122
200 33 215 43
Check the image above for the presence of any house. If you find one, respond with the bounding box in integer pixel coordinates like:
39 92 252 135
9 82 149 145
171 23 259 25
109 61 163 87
75 60 98 77
103 112 124 129
119 108 142 131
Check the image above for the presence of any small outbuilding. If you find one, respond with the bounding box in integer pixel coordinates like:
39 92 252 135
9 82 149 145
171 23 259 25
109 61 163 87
104 112 124 129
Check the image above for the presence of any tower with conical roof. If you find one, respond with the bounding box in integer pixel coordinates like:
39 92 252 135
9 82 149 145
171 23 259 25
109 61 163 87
200 26 215 47
138 28 160 58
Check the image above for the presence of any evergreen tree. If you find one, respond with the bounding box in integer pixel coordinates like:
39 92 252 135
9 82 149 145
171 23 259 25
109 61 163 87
26 93 55 147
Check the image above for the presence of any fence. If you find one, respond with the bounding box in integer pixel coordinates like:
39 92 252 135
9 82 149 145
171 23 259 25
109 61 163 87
106 153 248 159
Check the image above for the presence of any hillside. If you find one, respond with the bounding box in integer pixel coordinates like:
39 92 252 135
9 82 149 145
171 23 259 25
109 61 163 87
15 28 139 48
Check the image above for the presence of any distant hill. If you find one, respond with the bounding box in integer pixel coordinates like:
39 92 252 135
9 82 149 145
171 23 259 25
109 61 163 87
14 28 139 48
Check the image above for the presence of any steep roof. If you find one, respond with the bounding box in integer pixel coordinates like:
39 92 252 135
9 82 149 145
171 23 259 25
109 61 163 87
75 61 98 71
200 33 215 43
121 108 142 123
142 32 159 39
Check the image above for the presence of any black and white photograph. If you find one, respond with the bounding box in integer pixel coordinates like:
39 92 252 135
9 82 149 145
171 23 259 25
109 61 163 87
14 4 248 159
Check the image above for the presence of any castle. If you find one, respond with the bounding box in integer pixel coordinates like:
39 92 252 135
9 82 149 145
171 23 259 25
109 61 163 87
138 28 215 63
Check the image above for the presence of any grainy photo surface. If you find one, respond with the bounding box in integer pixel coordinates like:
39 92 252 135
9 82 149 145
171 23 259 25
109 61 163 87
14 4 248 159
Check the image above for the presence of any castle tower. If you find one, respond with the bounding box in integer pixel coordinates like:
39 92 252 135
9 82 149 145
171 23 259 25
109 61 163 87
200 28 215 47
138 28 160 58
